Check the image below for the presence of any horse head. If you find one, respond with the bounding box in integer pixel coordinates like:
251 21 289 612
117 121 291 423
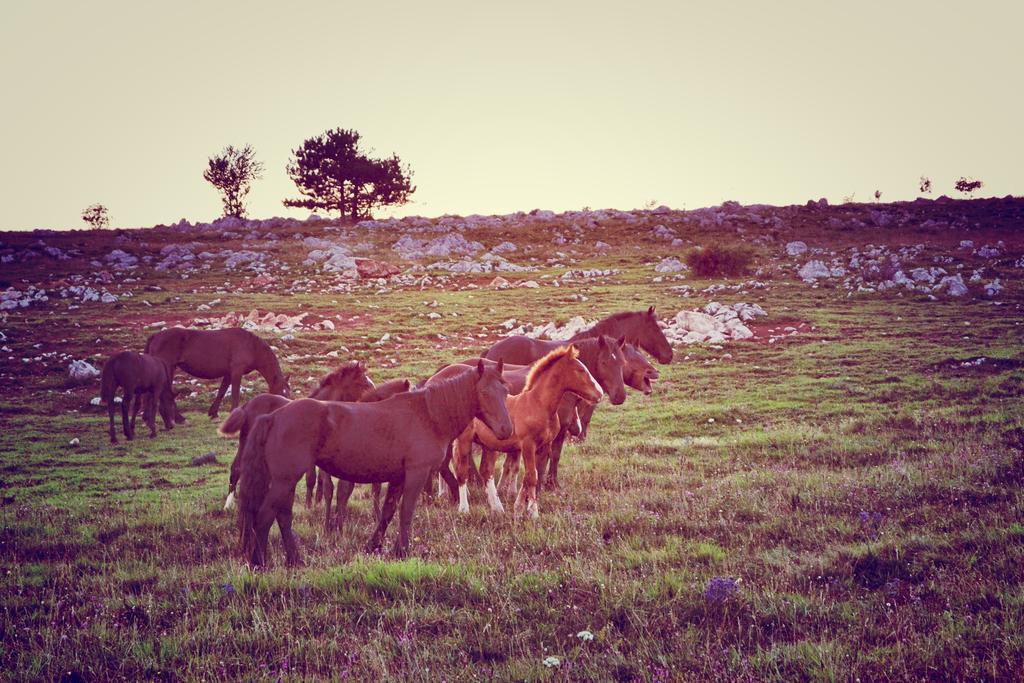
622 342 658 395
586 336 626 405
639 306 674 365
561 344 605 404
313 361 373 401
475 359 514 439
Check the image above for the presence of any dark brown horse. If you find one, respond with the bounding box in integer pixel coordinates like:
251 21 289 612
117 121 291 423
100 351 177 444
220 361 375 511
483 307 674 366
145 327 290 419
238 360 513 566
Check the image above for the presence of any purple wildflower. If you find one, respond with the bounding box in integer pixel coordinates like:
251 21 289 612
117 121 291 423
704 576 740 603
221 582 235 596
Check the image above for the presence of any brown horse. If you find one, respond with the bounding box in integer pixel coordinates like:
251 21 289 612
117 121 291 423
100 351 178 444
220 361 375 511
451 345 603 518
483 307 674 366
314 378 414 534
238 360 513 566
509 342 659 493
145 327 290 419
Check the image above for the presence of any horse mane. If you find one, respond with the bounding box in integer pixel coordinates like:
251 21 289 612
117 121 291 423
569 310 642 341
360 377 409 402
423 366 477 432
318 361 362 389
525 345 578 391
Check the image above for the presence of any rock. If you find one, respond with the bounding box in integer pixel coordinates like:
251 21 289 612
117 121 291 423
977 245 1000 258
520 280 540 288
69 360 100 382
489 276 511 289
68 438 80 447
355 258 401 279
491 241 517 253
655 257 686 273
595 241 611 251
252 274 275 286
105 249 138 270
984 279 1003 297
191 452 218 466
937 274 968 297
100 292 118 304
785 241 808 257
959 240 974 249
798 260 831 281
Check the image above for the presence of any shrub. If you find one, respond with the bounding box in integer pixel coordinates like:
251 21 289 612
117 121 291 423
685 244 755 277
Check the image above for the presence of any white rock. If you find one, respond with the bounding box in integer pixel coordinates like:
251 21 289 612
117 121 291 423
786 241 808 256
69 360 100 381
798 260 831 281
655 257 686 273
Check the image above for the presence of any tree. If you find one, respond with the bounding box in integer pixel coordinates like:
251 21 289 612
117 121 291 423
954 177 983 197
284 128 415 220
82 203 110 229
919 176 932 194
874 189 882 202
203 145 264 218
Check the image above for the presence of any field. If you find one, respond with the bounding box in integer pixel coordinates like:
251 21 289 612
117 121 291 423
1 198 1023 681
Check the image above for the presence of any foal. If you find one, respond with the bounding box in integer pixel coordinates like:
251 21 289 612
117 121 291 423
101 351 177 444
238 361 512 566
453 345 603 518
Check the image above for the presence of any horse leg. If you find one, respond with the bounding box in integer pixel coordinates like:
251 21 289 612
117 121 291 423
208 376 230 419
130 393 142 432
479 448 504 514
453 431 473 513
335 480 356 537
305 466 317 508
144 391 158 438
251 482 287 568
498 449 520 497
321 475 335 532
108 392 118 444
229 372 242 412
275 487 302 568
365 479 403 554
393 467 431 558
440 444 459 504
372 483 382 521
170 368 186 424
545 428 568 491
514 441 540 519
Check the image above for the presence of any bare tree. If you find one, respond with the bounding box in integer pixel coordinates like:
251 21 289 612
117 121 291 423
204 145 264 218
82 204 110 229
874 189 882 202
919 176 932 194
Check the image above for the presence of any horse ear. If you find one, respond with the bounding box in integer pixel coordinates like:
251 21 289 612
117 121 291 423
497 359 504 375
402 379 411 390
598 336 607 348
616 335 626 348
477 359 485 377
647 306 656 316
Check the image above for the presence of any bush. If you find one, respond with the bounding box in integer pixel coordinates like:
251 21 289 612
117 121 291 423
685 244 755 277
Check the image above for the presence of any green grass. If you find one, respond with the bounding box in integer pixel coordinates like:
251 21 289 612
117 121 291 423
1 207 1023 680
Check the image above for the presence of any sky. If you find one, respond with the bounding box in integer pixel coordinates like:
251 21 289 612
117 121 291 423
1 1 1021 230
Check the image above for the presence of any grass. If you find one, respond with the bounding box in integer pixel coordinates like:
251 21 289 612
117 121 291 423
1 200 1023 680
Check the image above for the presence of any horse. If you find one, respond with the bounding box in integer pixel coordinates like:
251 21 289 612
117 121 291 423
237 360 513 566
450 345 603 518
145 327 290 419
100 351 177 444
505 342 659 493
313 378 416 535
483 307 674 366
219 361 375 512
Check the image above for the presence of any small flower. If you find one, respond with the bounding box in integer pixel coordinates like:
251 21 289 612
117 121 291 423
576 630 594 642
543 656 561 668
221 583 235 596
704 576 740 603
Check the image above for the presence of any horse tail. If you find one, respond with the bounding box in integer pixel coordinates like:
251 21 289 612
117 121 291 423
218 407 247 438
100 360 117 405
237 414 273 555
144 333 153 355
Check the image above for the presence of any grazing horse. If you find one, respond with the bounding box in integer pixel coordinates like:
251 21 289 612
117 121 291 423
483 307 674 366
220 361 374 512
238 360 513 566
101 351 177 444
451 345 603 518
145 327 290 419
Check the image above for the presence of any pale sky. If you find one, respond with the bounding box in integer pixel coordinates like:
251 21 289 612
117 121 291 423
1 1 1021 230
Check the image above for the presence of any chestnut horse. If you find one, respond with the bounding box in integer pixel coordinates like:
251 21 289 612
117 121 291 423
452 345 603 518
238 360 513 566
220 361 375 511
145 327 290 419
483 307 674 366
101 351 177 444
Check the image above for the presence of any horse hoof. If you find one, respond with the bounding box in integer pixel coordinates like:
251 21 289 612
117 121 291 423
175 416 186 424
527 500 540 519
